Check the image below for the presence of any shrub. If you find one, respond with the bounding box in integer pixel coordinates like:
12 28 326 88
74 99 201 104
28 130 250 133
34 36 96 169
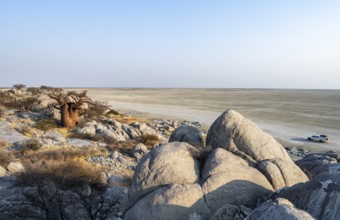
26 87 41 95
0 150 14 167
13 84 26 90
85 101 109 121
106 140 139 154
20 138 43 152
34 118 59 131
4 97 40 111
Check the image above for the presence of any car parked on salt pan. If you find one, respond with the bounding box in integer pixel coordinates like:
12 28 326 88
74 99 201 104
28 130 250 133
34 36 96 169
307 135 329 143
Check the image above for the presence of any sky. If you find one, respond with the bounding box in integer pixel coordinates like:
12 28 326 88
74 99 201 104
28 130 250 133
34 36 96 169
1 0 340 89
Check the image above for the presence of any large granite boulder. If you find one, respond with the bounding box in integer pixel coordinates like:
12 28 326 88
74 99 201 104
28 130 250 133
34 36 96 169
129 142 200 204
246 198 314 220
206 110 308 189
169 125 204 148
201 148 273 213
206 109 291 161
125 184 208 220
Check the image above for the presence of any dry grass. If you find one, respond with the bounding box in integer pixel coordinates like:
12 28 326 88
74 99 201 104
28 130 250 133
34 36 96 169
106 140 139 154
34 118 59 131
17 147 109 188
141 134 160 146
21 147 107 163
0 150 14 167
16 125 32 136
68 132 101 141
108 114 150 124
19 138 43 152
18 158 104 189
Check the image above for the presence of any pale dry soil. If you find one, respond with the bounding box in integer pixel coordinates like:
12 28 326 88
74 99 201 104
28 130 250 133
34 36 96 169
78 88 340 153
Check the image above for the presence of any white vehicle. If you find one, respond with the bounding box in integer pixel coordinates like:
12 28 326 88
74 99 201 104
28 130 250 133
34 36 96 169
307 135 329 143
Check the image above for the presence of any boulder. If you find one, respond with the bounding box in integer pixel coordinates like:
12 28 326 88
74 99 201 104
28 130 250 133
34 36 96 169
0 121 27 144
66 138 93 147
206 109 291 161
257 159 310 190
7 161 25 173
274 175 340 220
75 121 97 136
132 143 149 159
201 148 273 213
206 109 308 189
129 142 200 205
43 130 66 145
96 123 129 142
296 151 340 179
246 198 314 220
122 124 142 139
169 125 204 148
124 184 209 220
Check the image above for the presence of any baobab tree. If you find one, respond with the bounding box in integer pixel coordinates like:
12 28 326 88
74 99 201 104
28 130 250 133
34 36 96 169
49 90 92 128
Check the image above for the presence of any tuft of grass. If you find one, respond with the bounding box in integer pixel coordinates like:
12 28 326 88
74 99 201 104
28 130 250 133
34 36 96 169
106 140 139 154
141 134 160 146
20 138 43 152
34 119 59 131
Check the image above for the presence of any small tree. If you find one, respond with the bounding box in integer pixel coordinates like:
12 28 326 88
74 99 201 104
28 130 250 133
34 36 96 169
49 90 92 128
13 84 26 91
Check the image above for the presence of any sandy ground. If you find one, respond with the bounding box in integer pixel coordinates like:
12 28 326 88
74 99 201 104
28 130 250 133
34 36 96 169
83 88 340 153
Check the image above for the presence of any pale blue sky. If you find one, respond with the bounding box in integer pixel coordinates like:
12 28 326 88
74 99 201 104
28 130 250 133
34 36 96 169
1 0 340 88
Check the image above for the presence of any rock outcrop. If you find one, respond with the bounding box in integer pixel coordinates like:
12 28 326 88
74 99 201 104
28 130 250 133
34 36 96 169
201 148 273 213
129 142 200 204
274 176 340 220
296 151 340 179
169 125 204 148
125 184 208 220
206 110 308 190
246 198 314 220
125 110 309 219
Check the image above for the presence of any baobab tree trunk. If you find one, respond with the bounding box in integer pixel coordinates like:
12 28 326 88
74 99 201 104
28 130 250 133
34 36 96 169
48 90 90 129
60 103 79 128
